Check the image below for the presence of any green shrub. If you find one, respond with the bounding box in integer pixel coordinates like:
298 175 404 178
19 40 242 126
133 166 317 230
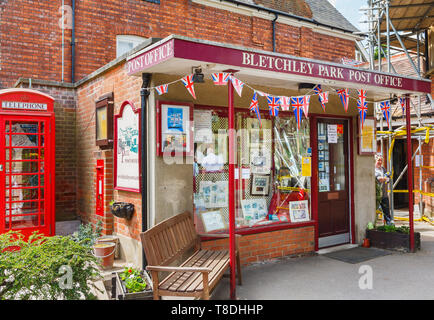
376 225 410 234
0 231 102 300
71 221 103 248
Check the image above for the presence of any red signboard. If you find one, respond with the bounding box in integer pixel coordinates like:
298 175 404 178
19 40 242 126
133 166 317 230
127 36 431 94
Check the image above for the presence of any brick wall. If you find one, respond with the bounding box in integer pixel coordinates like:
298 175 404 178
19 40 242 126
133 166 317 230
76 62 143 239
202 226 315 266
15 81 78 221
0 0 355 88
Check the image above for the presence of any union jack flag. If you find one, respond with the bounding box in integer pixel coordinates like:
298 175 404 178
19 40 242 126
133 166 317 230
336 88 349 112
155 84 169 95
256 91 267 97
357 89 368 129
267 95 281 117
318 91 329 112
249 92 262 127
230 76 244 97
380 100 391 128
313 84 322 95
399 97 406 116
301 95 310 118
291 96 307 130
211 73 230 86
279 96 291 111
181 74 196 99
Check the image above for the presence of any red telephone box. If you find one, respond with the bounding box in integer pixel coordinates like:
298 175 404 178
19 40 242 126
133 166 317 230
0 89 55 237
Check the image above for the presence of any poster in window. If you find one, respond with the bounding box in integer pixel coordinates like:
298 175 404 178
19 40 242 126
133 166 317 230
358 117 376 155
114 101 140 192
250 174 270 196
200 210 227 233
289 200 310 222
156 101 193 156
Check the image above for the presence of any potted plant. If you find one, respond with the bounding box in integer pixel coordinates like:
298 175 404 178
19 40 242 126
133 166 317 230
112 266 153 300
366 224 421 252
109 200 135 220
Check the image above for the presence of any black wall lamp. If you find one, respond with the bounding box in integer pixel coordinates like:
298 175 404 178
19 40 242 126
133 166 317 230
192 67 205 83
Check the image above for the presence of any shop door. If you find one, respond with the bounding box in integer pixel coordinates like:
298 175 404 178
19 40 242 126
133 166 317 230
317 119 350 248
0 116 53 237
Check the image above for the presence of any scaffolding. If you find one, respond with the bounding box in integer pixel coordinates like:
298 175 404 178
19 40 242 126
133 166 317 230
358 0 434 224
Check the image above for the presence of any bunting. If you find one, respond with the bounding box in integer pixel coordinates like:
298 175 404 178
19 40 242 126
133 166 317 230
181 74 196 99
249 92 262 127
380 100 391 128
399 97 405 115
230 76 244 97
279 96 291 111
318 91 329 112
313 84 322 95
291 96 305 130
211 72 230 86
336 88 349 112
302 95 311 118
357 89 368 129
267 96 281 117
155 84 169 95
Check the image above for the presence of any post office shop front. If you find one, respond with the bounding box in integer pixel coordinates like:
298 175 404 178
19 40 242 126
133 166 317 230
124 35 430 266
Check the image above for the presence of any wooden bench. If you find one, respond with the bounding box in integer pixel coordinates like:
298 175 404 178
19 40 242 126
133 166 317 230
140 211 242 300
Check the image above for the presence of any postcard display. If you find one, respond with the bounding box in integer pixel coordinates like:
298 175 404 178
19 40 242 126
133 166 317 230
193 109 312 234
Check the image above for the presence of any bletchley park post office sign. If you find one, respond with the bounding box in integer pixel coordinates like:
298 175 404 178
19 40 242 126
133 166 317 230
127 35 431 95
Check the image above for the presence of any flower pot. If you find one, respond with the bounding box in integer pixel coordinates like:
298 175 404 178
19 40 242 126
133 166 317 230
110 202 135 220
112 270 153 300
93 242 116 269
366 229 421 252
96 235 120 259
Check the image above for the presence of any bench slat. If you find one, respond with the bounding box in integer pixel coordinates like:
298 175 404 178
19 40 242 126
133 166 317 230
159 250 212 291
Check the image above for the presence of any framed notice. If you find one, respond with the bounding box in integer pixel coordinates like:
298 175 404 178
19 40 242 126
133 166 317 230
250 174 270 196
289 200 310 223
358 116 376 155
114 101 141 192
200 210 227 233
156 101 193 156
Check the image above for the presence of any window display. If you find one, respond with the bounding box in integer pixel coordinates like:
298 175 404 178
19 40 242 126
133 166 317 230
193 107 312 235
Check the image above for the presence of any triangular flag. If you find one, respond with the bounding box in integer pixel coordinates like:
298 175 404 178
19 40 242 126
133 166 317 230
399 97 405 115
230 76 244 97
211 73 230 86
280 96 291 111
267 96 281 117
155 84 169 95
313 84 322 95
256 91 267 97
291 96 304 130
249 92 262 128
380 100 391 128
318 91 329 112
336 88 349 112
357 89 368 129
181 74 196 99
301 95 310 118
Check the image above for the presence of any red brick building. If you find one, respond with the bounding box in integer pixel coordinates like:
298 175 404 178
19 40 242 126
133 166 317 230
1 0 431 269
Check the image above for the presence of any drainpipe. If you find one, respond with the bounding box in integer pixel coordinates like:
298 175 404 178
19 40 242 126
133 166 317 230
141 73 151 270
272 13 278 52
61 0 65 82
71 0 76 83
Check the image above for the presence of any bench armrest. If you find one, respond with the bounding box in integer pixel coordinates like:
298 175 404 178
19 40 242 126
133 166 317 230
146 265 212 273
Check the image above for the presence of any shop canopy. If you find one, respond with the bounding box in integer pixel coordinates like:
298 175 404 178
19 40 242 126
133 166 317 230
127 35 431 100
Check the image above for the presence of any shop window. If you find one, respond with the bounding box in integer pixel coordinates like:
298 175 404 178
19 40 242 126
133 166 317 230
193 106 312 235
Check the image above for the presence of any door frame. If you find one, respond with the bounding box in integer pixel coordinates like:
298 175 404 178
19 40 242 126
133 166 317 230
310 114 355 251
0 112 56 237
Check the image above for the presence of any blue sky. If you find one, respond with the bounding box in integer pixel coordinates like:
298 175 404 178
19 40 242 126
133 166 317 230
328 0 369 32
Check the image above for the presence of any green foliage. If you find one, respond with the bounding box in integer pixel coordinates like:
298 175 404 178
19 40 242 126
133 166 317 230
119 267 147 293
0 231 102 300
376 225 410 234
71 221 103 248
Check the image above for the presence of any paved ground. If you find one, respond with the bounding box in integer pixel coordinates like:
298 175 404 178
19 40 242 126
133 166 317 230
212 220 434 300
